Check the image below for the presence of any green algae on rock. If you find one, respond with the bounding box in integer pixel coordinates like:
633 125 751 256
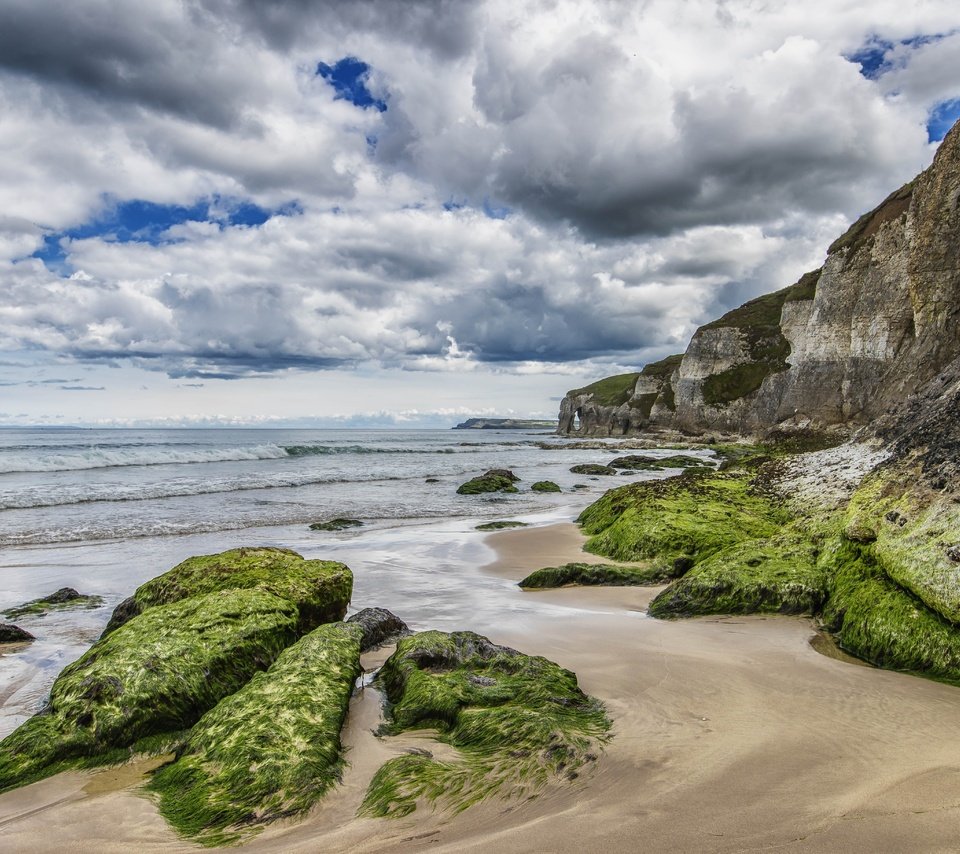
309 518 363 531
608 454 711 471
519 562 670 589
475 520 530 531
578 467 787 567
102 547 352 636
0 589 300 794
3 587 104 620
456 469 521 495
569 464 617 476
361 630 610 818
531 481 562 493
648 528 828 618
148 622 363 847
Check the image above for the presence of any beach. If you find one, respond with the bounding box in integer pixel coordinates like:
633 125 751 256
4 516 960 852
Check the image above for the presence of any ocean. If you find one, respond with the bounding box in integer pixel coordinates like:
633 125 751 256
0 427 713 736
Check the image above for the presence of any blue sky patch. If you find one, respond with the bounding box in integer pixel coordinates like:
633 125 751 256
482 198 511 220
928 99 960 142
30 196 296 274
847 31 955 80
316 57 387 112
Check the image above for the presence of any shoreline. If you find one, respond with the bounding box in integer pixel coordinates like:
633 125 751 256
4 516 960 850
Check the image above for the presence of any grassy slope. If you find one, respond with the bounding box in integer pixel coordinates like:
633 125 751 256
149 622 363 846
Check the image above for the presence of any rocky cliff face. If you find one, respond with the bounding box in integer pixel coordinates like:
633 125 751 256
559 120 960 438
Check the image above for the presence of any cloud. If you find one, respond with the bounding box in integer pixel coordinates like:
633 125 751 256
0 0 959 406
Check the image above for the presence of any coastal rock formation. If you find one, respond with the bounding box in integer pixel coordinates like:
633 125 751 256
102 547 351 636
0 623 34 643
3 587 103 620
361 630 610 818
346 607 410 651
148 622 364 846
456 469 521 494
559 120 960 438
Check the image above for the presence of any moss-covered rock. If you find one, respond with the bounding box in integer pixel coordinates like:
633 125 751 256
531 481 561 493
519 562 670 589
102 547 352 636
578 468 787 567
456 469 521 495
309 518 363 531
648 528 828 618
0 589 300 794
569 464 617 476
820 537 960 679
608 454 711 471
361 631 610 818
3 587 103 620
475 520 529 531
148 623 363 846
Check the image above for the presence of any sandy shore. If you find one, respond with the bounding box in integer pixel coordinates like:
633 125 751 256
4 522 960 852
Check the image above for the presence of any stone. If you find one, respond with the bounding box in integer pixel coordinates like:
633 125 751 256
0 623 34 643
346 607 411 651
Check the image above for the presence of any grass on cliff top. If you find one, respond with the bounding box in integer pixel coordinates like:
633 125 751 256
648 527 828 618
361 630 610 818
828 181 914 258
0 589 299 794
566 373 640 407
519 562 670 589
639 353 683 380
577 467 788 567
104 547 352 636
148 622 363 847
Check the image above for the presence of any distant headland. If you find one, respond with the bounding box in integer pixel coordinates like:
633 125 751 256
453 418 558 430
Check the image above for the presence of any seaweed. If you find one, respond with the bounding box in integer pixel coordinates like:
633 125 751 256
361 631 610 818
148 623 363 846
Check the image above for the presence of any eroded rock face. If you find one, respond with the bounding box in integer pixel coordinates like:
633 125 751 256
558 120 960 438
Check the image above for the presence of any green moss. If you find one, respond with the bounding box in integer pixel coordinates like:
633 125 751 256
702 360 786 406
361 631 610 818
648 528 828 618
457 469 521 495
531 481 561 493
570 464 617 476
578 468 787 567
519 562 670 589
640 353 683 380
475 521 530 531
0 589 300 794
148 622 363 846
566 373 640 407
820 537 960 680
309 518 363 531
608 454 711 470
103 547 352 636
3 588 104 620
841 474 960 625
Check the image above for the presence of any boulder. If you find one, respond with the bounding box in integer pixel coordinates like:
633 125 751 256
346 607 410 651
456 469 521 495
0 623 34 643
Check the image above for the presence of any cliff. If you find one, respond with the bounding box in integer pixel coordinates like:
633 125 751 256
559 119 960 438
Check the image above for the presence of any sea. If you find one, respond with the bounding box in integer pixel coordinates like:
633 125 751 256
0 427 713 736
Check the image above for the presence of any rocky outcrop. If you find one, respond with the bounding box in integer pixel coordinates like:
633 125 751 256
0 623 34 643
559 120 960 438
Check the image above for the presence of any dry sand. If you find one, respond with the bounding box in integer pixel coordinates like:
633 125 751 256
4 523 960 852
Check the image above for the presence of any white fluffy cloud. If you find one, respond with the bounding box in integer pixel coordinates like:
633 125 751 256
0 0 958 420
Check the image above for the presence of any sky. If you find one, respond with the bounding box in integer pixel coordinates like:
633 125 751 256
1 0 959 428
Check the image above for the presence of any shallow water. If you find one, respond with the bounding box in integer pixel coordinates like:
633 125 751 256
0 430 714 736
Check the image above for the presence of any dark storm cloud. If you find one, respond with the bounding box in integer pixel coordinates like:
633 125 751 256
0 1 251 128
197 0 480 59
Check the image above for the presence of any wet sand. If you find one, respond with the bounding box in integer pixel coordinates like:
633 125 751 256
4 522 960 852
